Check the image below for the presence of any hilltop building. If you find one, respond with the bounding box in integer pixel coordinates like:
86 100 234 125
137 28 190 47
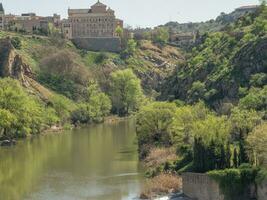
3 13 61 34
0 3 4 30
63 0 123 52
0 3 61 34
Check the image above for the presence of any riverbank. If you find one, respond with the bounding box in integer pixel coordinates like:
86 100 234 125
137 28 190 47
0 115 131 146
138 147 185 199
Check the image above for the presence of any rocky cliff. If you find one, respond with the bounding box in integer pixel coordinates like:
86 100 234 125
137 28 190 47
0 38 52 101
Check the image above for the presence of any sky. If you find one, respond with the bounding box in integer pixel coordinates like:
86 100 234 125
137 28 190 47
1 0 260 28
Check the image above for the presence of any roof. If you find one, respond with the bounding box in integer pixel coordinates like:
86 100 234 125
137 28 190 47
92 0 107 7
0 3 4 12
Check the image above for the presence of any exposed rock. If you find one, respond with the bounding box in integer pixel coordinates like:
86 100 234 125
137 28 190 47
0 38 52 101
0 38 33 87
1 139 16 147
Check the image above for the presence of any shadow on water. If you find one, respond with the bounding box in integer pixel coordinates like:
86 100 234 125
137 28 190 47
0 119 144 200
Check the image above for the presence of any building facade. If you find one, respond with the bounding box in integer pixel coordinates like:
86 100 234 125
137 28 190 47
0 2 61 34
4 13 61 33
64 0 123 39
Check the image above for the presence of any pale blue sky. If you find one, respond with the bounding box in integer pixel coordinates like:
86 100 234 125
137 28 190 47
1 0 260 27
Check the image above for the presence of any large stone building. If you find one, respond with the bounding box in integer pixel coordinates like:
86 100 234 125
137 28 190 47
0 3 4 30
63 1 123 52
64 0 123 39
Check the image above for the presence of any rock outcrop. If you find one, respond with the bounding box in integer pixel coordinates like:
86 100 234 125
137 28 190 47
0 38 52 101
0 38 33 86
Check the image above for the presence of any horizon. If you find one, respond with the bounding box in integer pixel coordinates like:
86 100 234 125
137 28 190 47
0 0 260 28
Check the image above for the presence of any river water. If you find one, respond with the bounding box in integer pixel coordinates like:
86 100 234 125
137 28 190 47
0 120 144 200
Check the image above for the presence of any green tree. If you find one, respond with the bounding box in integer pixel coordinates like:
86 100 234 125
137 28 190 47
11 37 22 49
126 39 137 55
230 107 262 138
115 26 124 38
187 81 207 103
136 102 177 158
110 69 143 116
152 27 169 44
0 78 45 138
0 109 16 138
170 102 211 148
71 82 111 124
246 123 267 167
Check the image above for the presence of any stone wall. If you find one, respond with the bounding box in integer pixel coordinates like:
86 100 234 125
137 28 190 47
258 180 267 200
182 173 224 200
72 37 121 52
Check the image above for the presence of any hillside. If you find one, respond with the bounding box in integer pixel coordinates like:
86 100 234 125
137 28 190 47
160 5 267 113
161 5 259 34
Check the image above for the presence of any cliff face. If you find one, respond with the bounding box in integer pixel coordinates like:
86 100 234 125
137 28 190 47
0 39 33 86
0 38 51 100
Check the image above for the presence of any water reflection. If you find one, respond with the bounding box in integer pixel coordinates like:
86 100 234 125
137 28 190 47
0 120 144 200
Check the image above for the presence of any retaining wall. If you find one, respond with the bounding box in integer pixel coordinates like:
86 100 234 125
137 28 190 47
72 37 121 52
182 173 224 200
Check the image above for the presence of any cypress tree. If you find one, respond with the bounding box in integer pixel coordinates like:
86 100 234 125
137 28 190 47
233 147 239 168
219 144 226 169
226 142 231 168
239 141 249 164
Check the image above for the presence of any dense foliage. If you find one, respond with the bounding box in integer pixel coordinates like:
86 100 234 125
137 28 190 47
71 82 111 124
160 5 267 112
110 69 143 116
0 78 57 138
37 50 90 100
208 165 260 200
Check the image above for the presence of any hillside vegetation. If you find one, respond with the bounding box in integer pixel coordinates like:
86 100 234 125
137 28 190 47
0 28 184 140
160 4 267 113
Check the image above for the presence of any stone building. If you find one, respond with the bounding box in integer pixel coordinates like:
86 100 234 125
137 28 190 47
0 2 60 34
3 10 61 34
0 3 4 30
63 1 123 52
64 0 123 39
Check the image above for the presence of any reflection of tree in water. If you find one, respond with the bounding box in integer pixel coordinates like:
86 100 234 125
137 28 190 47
0 133 72 200
0 120 143 200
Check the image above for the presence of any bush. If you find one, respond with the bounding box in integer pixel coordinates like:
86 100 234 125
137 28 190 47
0 78 45 138
11 37 22 49
152 27 169 45
140 174 182 199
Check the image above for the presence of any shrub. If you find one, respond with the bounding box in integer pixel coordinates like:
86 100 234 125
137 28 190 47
0 78 45 138
140 174 182 199
11 37 22 49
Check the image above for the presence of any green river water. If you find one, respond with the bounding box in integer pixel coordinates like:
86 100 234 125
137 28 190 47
0 120 144 200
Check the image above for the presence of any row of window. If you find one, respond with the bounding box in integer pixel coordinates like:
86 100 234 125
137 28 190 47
72 23 114 28
70 17 114 23
73 29 114 34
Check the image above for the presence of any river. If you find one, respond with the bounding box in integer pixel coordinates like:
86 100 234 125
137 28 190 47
0 120 144 200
